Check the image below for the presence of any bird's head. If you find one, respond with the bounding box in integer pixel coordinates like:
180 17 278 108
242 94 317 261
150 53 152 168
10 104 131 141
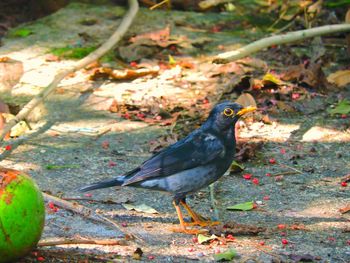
205 101 256 131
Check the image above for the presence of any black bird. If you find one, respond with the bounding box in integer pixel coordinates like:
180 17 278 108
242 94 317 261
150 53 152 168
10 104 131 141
79 102 256 233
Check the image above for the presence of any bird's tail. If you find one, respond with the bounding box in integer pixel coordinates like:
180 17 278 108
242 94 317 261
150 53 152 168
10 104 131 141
78 176 125 192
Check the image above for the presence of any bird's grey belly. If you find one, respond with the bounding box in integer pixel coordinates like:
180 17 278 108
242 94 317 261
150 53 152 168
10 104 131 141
138 164 221 195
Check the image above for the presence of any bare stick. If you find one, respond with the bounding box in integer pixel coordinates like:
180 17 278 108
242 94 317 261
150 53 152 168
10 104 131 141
38 238 127 247
43 193 143 243
0 0 139 142
272 171 300 177
213 24 350 63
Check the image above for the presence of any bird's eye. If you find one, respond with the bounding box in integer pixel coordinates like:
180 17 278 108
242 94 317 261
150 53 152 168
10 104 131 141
223 108 234 117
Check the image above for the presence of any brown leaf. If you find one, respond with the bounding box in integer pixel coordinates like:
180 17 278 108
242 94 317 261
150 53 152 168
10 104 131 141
89 67 159 81
235 140 263 162
339 204 350 214
130 26 170 46
327 70 350 87
235 93 257 108
210 221 266 236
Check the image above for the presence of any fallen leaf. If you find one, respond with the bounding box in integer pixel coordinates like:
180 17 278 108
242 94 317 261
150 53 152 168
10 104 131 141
288 253 316 262
89 66 159 81
235 93 257 108
229 161 244 173
339 204 350 214
197 234 218 244
130 26 170 46
262 72 283 86
227 201 254 211
213 248 237 261
327 70 350 87
328 99 350 115
46 164 80 170
132 247 143 260
210 222 266 236
11 28 33 37
122 203 158 214
2 113 30 137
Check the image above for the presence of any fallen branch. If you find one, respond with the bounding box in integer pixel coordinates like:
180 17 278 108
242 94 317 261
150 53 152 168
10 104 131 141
213 24 350 63
38 238 127 247
0 0 139 142
43 193 143 243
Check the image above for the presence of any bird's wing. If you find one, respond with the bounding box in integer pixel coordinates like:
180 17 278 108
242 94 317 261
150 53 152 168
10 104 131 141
122 131 225 185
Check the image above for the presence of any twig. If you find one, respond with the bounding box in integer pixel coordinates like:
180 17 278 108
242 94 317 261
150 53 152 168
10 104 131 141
149 0 169 10
42 193 144 243
0 0 139 143
209 183 219 220
198 0 233 10
278 163 303 174
213 24 350 63
63 197 121 204
38 238 127 247
271 171 300 177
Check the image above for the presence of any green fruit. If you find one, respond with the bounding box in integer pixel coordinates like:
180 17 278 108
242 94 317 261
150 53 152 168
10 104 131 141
0 168 45 262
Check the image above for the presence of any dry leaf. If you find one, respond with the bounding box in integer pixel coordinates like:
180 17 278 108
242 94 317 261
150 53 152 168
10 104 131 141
89 67 159 81
327 70 350 87
122 203 158 214
130 26 170 46
235 93 257 108
339 204 350 214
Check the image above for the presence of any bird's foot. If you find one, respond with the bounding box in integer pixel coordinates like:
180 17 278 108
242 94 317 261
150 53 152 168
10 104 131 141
170 226 208 235
184 220 220 227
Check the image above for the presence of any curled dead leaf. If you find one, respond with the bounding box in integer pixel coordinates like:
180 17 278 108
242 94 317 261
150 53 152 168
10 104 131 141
327 70 350 87
89 67 159 81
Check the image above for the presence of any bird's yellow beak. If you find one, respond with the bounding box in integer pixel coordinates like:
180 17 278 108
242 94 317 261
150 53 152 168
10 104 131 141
237 106 257 116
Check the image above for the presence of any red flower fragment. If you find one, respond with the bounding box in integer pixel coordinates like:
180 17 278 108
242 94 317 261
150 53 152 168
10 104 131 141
252 178 259 185
281 239 288 245
101 140 109 149
269 158 276 164
109 160 117 167
4 145 11 151
243 174 252 180
48 202 59 213
130 61 138 67
341 181 347 187
226 234 235 241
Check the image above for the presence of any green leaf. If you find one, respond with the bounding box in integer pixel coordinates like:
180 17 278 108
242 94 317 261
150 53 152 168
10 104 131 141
214 249 237 261
328 99 350 115
262 73 282 85
227 201 254 211
197 234 218 244
46 164 80 170
229 161 245 173
122 203 158 214
11 28 33 37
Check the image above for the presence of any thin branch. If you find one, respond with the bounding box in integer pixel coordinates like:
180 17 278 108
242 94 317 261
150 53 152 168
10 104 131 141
213 24 350 63
43 193 144 243
38 238 127 247
0 0 139 142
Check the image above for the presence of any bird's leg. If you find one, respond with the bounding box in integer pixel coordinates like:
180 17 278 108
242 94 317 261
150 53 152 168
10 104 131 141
180 200 220 227
171 201 206 234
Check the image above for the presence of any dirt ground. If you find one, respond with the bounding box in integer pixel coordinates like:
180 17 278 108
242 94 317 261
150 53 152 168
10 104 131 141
0 2 349 263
